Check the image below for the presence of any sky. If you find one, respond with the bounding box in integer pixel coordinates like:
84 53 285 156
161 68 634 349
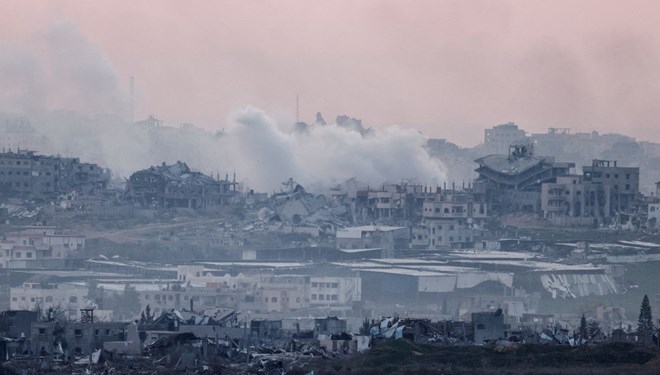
1 0 660 146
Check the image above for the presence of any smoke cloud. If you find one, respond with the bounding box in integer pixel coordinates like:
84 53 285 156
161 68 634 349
0 22 445 192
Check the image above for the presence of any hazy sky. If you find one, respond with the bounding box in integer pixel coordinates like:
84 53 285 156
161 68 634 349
2 0 660 146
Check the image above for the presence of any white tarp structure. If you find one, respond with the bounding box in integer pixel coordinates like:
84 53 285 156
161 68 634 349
540 273 621 299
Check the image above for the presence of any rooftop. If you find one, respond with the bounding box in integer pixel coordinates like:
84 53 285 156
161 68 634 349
475 154 547 176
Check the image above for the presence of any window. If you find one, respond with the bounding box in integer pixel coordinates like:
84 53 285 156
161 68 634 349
26 252 32 258
74 329 83 337
319 294 325 300
45 296 53 302
312 294 317 300
94 329 99 336
39 328 46 335
626 173 631 179
74 347 82 355
331 283 338 288
626 184 630 190
296 297 301 302
69 296 78 303
311 282 318 287
271 297 277 303
331 295 338 301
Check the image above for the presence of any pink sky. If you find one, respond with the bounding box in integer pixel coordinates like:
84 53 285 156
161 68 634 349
2 0 660 146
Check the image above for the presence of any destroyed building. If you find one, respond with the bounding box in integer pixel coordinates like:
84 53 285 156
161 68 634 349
472 309 505 344
474 142 574 213
0 149 110 200
125 161 237 209
31 314 126 360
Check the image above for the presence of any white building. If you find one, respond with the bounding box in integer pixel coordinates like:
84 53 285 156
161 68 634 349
310 276 361 306
10 281 90 320
0 226 85 268
483 122 527 155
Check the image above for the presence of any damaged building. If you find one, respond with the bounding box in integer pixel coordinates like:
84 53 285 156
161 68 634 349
474 142 574 213
0 149 110 200
125 161 237 209
540 160 641 225
417 188 488 250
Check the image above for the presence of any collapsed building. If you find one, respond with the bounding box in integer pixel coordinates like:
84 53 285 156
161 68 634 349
125 161 237 209
0 149 110 200
474 142 574 213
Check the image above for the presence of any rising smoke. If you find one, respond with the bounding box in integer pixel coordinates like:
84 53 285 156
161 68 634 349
0 22 446 192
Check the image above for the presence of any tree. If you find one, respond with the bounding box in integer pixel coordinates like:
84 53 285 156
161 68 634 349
637 294 654 341
578 314 588 343
588 320 602 341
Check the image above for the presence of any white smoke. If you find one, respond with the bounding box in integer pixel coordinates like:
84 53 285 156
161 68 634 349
0 22 446 192
12 107 445 192
223 108 447 191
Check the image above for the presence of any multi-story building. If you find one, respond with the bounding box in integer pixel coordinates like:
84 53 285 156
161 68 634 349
353 184 438 220
31 319 126 359
541 160 641 224
483 122 527 155
420 190 488 249
582 159 639 213
125 161 237 209
0 149 109 199
475 142 574 214
10 280 90 320
309 276 361 307
0 226 85 268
